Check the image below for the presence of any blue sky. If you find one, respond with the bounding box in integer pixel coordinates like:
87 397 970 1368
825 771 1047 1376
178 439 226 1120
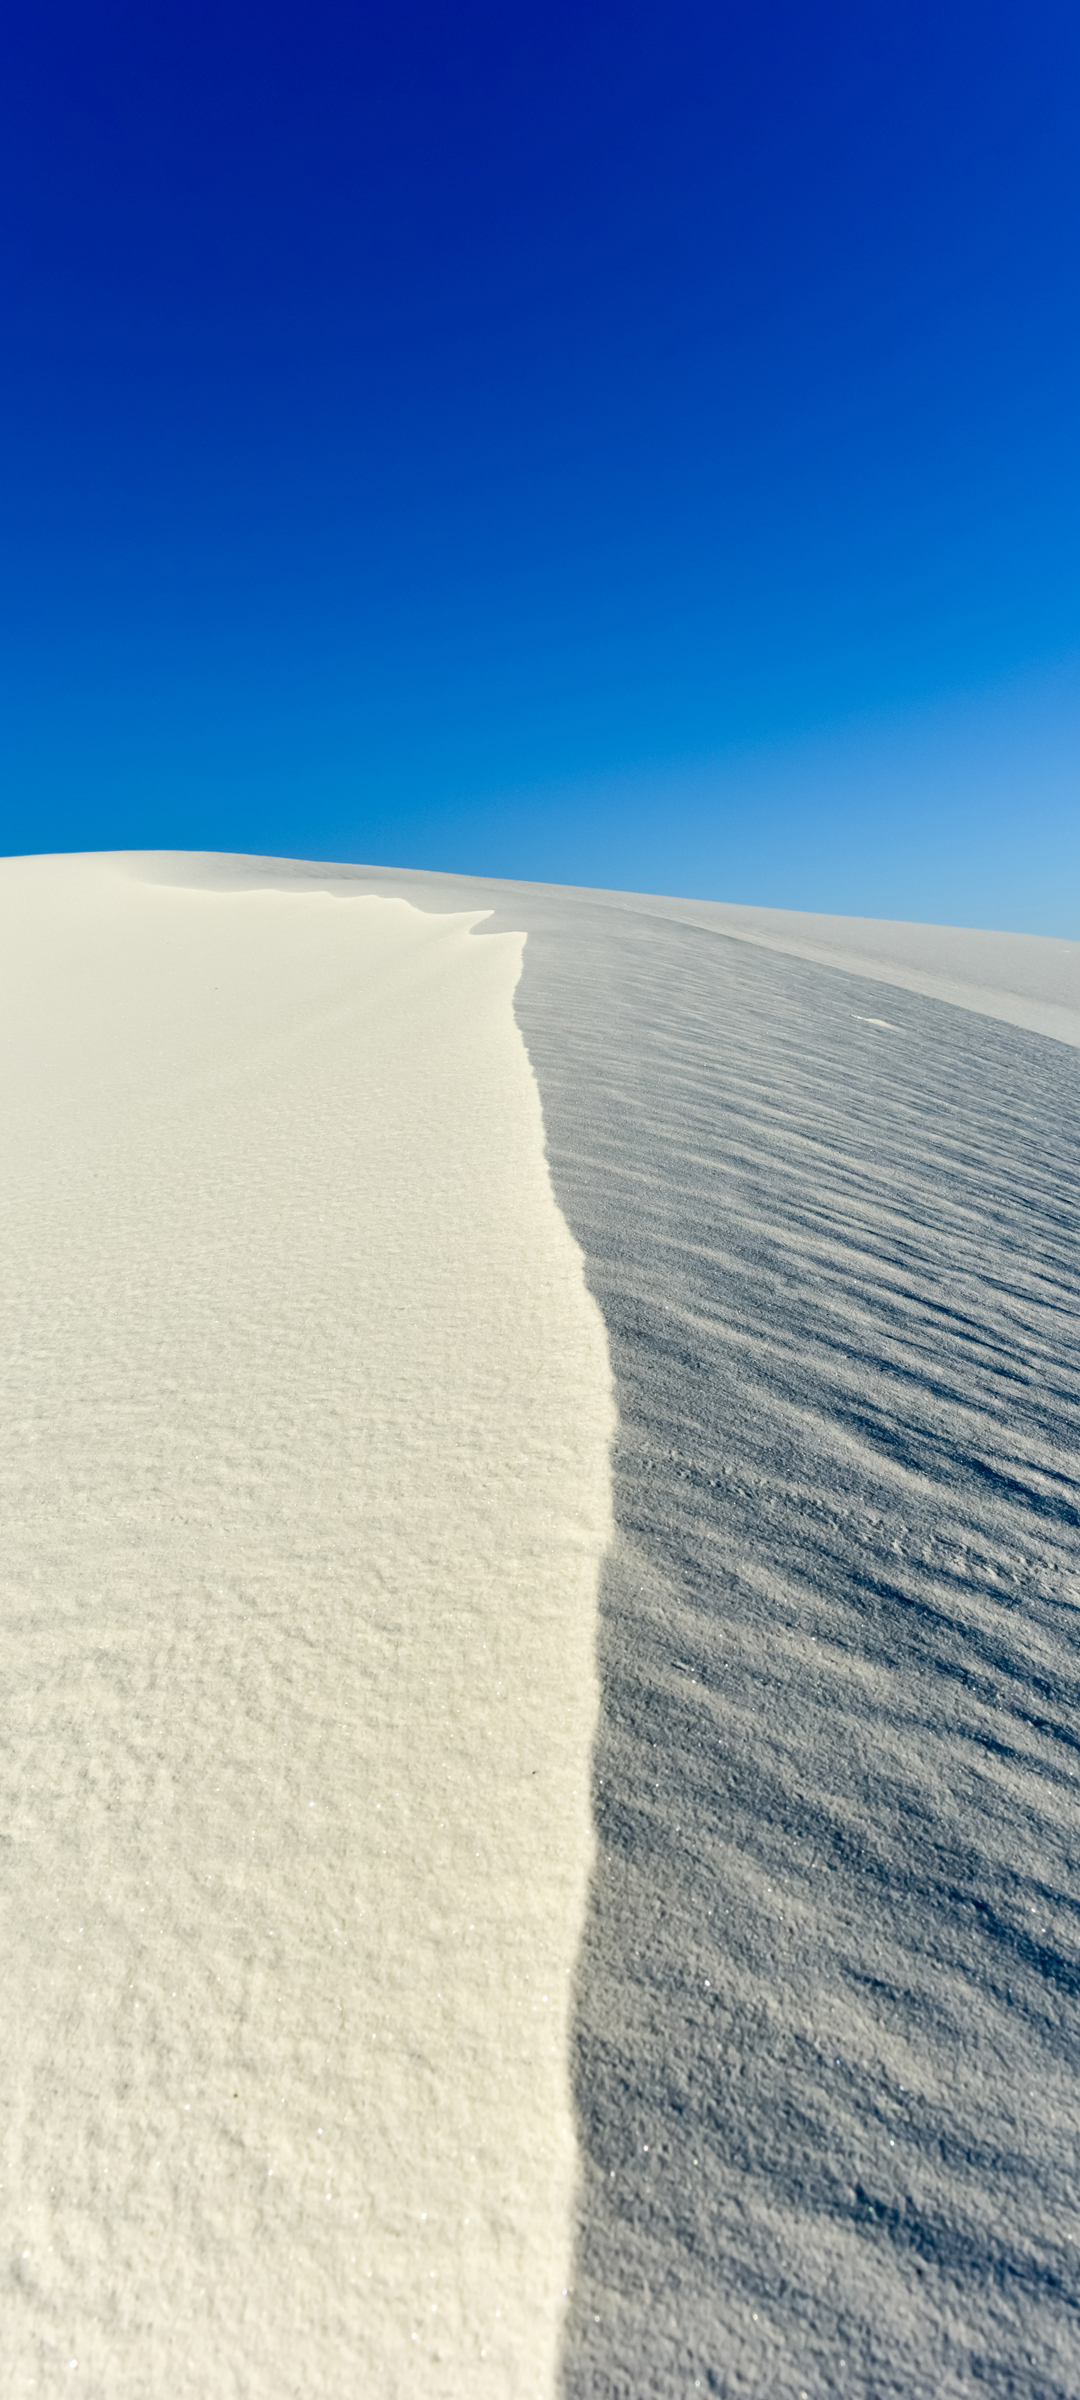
2 0 1079 929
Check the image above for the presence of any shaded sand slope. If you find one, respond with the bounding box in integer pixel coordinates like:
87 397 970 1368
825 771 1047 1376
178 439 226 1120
0 855 613 2396
511 917 1080 2399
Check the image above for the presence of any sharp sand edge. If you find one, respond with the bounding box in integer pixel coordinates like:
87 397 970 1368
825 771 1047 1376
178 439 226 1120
133 855 1079 2399
129 852 1080 1050
5 851 1079 2398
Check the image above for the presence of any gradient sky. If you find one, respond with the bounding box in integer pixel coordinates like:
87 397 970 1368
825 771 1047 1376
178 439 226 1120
3 0 1079 929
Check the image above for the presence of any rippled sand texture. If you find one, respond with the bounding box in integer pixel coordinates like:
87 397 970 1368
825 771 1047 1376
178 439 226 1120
0 856 614 2397
512 915 1080 2400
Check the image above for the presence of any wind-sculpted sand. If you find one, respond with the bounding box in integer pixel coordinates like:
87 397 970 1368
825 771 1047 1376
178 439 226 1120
4 849 1079 2398
514 914 1080 2400
0 856 613 2396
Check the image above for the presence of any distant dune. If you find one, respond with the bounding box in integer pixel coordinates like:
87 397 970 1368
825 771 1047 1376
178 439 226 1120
3 852 1077 2398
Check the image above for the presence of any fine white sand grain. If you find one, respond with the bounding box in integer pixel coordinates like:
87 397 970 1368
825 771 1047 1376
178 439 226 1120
0 854 613 2397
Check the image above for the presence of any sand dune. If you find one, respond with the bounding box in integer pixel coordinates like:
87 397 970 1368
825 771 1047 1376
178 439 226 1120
4 850 1078 2398
581 894 1080 1048
0 855 612 2396
145 851 1080 1050
515 910 1080 2400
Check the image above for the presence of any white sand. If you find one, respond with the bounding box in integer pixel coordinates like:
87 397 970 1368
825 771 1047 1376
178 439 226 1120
0 854 614 2396
141 858 1080 1046
605 894 1080 1045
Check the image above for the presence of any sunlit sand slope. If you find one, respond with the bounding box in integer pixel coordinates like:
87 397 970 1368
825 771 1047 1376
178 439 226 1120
0 856 613 2397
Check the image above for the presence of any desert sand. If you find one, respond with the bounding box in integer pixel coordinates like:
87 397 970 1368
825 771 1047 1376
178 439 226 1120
0 854 613 2396
4 849 1078 2399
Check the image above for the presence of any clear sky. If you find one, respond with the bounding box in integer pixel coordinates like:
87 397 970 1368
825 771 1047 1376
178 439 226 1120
3 0 1079 930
